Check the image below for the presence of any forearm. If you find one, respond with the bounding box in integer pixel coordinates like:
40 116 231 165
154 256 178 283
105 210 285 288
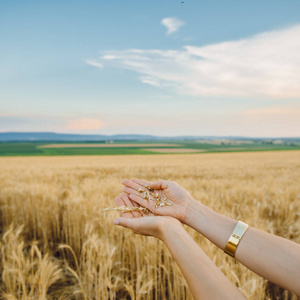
186 200 300 295
160 224 245 300
237 227 300 295
186 201 236 249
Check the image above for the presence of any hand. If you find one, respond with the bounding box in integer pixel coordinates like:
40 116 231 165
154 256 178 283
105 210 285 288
114 192 182 240
122 178 196 223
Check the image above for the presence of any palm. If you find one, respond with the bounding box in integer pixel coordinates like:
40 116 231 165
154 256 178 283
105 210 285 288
115 192 155 219
114 193 179 238
122 179 193 223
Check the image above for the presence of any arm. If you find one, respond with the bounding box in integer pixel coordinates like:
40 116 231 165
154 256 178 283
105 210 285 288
187 201 300 296
113 194 245 300
122 179 300 296
159 221 246 300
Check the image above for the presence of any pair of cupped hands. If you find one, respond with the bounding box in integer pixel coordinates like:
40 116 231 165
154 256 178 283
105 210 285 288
114 178 195 240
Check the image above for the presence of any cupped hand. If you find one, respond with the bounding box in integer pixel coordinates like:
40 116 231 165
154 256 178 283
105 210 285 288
122 178 196 223
114 192 181 240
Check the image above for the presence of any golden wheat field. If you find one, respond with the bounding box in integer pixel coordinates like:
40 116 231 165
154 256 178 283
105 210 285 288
0 151 300 300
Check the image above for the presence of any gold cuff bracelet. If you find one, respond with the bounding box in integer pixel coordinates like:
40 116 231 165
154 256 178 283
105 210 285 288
224 220 249 257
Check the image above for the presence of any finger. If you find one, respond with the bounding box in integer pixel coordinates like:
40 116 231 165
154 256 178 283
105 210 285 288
130 196 147 217
120 192 141 218
122 179 143 192
115 196 125 208
120 183 147 216
115 196 133 218
122 179 152 211
150 180 169 190
125 193 155 217
128 193 157 214
113 217 134 229
122 185 154 216
123 186 142 196
124 187 154 205
131 178 154 187
113 217 142 234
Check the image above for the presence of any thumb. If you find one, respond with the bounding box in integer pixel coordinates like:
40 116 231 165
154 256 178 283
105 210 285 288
113 217 134 229
150 180 168 190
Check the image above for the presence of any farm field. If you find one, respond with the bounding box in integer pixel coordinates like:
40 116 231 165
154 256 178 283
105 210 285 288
0 151 300 299
1 140 300 156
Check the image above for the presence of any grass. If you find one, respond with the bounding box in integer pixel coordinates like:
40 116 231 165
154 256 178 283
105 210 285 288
0 151 300 299
1 141 300 156
0 142 154 156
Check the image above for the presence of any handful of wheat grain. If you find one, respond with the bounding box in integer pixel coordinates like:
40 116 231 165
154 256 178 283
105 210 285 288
103 185 172 213
103 206 151 213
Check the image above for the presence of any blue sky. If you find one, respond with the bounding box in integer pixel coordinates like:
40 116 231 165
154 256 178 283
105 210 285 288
1 0 300 137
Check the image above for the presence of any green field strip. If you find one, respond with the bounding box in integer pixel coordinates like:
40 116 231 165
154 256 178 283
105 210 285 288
0 142 300 157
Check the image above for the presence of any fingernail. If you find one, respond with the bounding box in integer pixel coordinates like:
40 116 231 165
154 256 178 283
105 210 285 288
113 219 119 225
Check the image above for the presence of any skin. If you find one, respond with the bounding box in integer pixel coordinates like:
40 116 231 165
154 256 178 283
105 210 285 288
121 178 300 296
114 193 246 300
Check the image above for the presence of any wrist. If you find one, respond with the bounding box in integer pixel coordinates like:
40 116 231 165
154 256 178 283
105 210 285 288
184 200 237 250
184 198 207 226
158 218 183 242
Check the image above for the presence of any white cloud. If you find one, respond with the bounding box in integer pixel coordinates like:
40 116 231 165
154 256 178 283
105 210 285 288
140 76 160 86
86 59 103 68
103 55 121 60
161 17 185 35
98 24 300 98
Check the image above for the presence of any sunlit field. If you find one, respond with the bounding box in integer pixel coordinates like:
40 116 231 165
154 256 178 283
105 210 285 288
0 151 299 299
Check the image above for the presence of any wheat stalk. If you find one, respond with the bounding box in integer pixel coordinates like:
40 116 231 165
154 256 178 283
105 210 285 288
1 152 299 299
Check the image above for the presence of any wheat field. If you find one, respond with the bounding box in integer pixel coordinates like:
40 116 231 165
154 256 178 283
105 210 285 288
0 151 299 299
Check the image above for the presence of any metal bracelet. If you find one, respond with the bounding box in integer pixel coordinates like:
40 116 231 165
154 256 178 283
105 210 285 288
224 220 249 257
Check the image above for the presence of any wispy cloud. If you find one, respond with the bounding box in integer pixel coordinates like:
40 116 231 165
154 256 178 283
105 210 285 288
95 25 300 98
161 17 185 35
86 59 103 68
140 76 160 86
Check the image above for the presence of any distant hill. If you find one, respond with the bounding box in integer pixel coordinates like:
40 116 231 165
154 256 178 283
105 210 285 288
0 132 157 142
0 132 299 143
